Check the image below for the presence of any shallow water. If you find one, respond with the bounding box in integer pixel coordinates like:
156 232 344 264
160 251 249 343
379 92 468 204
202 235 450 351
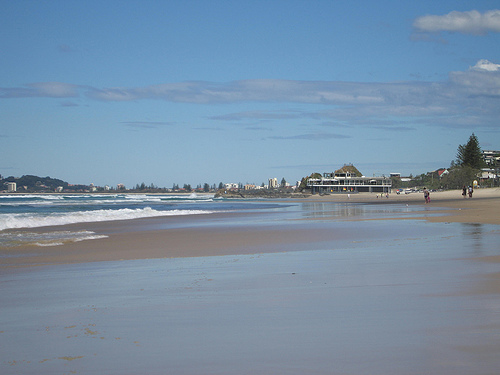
0 195 444 247
1 216 500 374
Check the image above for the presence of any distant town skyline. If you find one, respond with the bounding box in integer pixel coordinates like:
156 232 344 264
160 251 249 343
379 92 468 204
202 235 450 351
1 1 499 187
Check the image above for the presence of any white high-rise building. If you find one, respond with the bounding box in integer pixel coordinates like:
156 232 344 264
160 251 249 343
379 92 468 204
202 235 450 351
268 178 278 188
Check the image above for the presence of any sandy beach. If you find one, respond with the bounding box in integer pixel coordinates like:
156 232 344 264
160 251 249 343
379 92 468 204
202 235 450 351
305 187 500 224
2 188 500 374
1 188 500 268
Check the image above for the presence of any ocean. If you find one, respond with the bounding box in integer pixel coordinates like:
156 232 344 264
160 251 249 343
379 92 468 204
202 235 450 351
0 193 441 249
0 193 284 248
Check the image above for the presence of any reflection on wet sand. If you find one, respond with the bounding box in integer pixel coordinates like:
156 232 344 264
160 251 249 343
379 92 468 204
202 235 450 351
2 194 500 374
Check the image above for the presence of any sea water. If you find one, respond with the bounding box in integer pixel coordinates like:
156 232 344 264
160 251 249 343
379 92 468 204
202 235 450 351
0 193 282 247
0 194 445 248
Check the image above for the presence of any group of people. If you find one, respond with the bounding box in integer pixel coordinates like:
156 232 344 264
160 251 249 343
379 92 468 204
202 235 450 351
423 185 474 203
462 185 473 198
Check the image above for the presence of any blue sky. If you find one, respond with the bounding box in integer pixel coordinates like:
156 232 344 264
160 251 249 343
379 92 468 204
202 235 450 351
1 1 500 188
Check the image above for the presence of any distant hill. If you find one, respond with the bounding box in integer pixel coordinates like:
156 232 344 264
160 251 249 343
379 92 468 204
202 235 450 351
1 174 89 192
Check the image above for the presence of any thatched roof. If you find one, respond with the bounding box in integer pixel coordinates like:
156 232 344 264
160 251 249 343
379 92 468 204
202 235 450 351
334 164 362 177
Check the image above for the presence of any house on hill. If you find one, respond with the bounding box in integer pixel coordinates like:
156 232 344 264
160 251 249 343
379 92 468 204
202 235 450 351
334 164 363 177
307 164 391 194
437 168 449 178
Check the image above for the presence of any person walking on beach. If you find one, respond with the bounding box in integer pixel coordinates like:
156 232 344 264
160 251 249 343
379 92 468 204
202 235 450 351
462 185 467 198
423 188 430 204
468 185 473 198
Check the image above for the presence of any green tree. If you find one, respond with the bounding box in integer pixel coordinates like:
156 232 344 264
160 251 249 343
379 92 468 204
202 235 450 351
441 165 478 189
203 183 210 192
298 173 322 191
391 176 402 189
456 133 484 169
280 177 287 187
445 133 484 189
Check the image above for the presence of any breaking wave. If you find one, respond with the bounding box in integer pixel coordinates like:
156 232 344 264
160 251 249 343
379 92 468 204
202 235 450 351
0 193 214 206
0 207 215 231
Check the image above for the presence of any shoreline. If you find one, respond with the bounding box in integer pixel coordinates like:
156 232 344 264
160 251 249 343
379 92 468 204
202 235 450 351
1 188 500 269
304 188 500 225
3 192 500 375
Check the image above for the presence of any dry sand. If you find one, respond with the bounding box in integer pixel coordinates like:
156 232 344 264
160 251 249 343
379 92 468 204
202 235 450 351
305 187 500 225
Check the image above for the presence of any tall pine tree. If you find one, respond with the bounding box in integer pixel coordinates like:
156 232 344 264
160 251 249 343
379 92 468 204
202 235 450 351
456 133 484 170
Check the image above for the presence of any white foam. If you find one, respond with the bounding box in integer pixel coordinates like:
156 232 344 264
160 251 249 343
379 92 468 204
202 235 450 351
33 241 65 247
0 194 215 206
0 207 215 231
0 230 109 248
0 194 70 200
33 234 109 247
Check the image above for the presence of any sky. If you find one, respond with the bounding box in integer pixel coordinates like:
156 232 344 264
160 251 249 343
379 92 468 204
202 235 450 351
1 0 500 188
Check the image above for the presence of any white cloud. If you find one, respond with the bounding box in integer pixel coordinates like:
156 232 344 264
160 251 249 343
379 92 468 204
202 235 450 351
0 82 79 98
450 60 500 97
28 82 79 97
268 132 351 141
86 80 390 105
471 59 500 71
1 60 499 131
413 9 500 35
209 110 309 121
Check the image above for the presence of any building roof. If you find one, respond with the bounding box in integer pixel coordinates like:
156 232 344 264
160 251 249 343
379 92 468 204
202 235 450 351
334 164 362 177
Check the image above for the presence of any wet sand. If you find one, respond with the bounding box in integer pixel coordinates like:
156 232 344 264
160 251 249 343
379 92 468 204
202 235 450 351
1 188 500 268
1 188 500 374
304 187 500 224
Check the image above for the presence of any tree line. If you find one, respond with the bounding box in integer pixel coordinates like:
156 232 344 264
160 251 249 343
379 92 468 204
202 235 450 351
133 182 224 193
392 133 498 190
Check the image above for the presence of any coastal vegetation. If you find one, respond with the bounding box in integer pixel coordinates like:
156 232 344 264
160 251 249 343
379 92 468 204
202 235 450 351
0 174 89 193
441 133 491 189
298 134 497 193
391 133 497 190
455 133 485 170
297 173 322 191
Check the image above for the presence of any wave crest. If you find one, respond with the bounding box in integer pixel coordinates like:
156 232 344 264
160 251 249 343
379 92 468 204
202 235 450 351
0 207 214 231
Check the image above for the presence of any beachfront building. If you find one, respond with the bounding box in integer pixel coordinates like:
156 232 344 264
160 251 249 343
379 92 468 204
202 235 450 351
307 172 391 194
483 150 500 166
224 183 239 190
6 182 17 192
